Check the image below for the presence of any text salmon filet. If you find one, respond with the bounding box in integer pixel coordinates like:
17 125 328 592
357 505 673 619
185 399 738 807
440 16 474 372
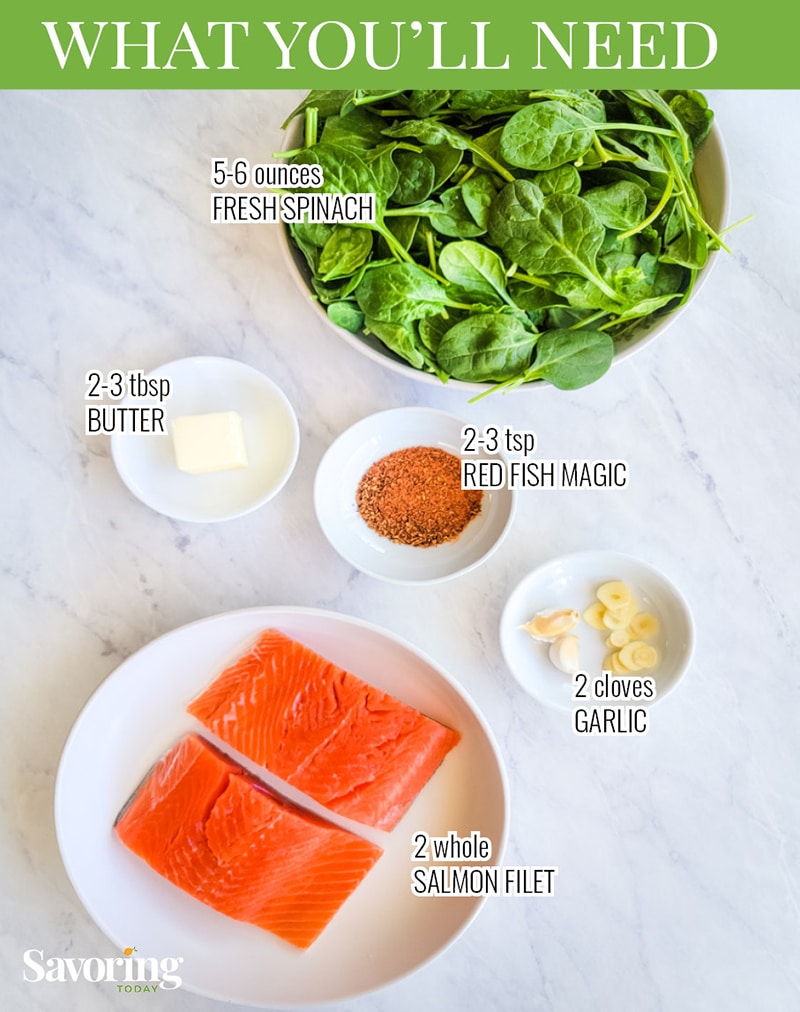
187 629 461 831
114 734 383 949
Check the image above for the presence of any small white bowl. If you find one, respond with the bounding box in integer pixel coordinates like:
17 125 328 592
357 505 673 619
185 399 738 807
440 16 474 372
500 550 694 710
111 357 299 522
314 407 515 584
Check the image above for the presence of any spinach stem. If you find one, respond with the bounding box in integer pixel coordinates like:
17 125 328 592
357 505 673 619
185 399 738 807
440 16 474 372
592 135 611 163
464 141 515 183
374 223 413 264
617 173 674 241
304 107 318 149
350 90 406 109
513 272 553 290
719 213 755 236
658 139 731 252
383 207 432 218
425 229 437 274
600 122 679 142
573 310 610 329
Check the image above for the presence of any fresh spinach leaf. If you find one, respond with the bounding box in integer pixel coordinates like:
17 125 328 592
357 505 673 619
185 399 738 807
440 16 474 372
429 187 487 238
408 90 452 117
355 263 452 324
461 173 502 230
391 150 436 205
438 241 510 305
525 330 614 389
437 313 536 381
318 226 373 281
583 181 647 231
500 101 597 170
535 165 582 196
327 300 365 332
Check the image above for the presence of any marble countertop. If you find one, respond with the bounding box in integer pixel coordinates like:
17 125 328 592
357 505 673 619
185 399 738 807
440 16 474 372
2 89 799 1012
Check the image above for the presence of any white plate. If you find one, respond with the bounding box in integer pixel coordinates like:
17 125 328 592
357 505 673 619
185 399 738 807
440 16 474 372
500 550 694 711
111 357 299 522
314 408 516 584
55 607 508 1007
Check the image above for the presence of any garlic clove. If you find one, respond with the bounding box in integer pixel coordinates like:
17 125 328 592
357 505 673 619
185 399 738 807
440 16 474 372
549 635 581 675
521 608 580 642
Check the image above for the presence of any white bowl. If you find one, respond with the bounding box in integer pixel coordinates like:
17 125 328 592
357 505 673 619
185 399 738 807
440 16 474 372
314 407 515 584
111 357 299 522
278 103 729 392
500 550 694 710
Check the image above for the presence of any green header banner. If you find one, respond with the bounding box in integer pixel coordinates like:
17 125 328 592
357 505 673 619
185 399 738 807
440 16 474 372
3 1 798 88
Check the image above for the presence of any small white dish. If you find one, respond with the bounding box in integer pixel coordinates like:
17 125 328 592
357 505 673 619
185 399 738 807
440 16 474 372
314 408 515 584
111 357 299 522
500 550 694 711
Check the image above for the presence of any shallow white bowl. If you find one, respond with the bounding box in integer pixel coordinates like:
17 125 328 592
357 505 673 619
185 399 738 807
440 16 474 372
500 549 694 711
111 357 299 522
278 110 729 393
314 407 515 584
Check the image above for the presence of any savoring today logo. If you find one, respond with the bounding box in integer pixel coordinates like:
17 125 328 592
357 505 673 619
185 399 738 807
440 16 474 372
23 945 184 992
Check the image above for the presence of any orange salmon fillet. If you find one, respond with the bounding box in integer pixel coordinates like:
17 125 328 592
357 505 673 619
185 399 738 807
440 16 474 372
115 734 383 949
186 629 461 831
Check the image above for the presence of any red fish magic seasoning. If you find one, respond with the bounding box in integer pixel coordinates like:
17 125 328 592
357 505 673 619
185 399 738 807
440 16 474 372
356 446 483 547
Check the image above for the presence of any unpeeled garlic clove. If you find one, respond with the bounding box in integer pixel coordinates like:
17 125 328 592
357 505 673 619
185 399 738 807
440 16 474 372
549 635 581 675
521 608 580 641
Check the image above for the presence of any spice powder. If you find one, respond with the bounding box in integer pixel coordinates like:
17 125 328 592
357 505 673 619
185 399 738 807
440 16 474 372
356 446 483 548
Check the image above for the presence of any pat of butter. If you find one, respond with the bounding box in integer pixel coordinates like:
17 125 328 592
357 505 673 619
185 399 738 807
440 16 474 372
172 411 248 474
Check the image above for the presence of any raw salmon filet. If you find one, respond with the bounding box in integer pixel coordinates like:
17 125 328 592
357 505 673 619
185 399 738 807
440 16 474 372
187 628 461 831
115 733 383 949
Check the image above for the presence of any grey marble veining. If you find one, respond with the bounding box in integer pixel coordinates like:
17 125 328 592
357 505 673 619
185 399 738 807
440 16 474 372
1 89 799 1012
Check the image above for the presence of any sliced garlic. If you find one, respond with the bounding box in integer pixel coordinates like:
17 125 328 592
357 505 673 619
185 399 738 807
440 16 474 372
614 597 640 624
583 601 607 630
589 580 661 676
596 580 632 611
619 641 658 671
521 608 580 642
629 612 659 639
549 635 580 675
605 651 633 675
602 608 630 632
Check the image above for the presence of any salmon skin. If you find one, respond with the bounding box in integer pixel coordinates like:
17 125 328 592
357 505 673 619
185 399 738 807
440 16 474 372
187 628 461 831
115 734 383 950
